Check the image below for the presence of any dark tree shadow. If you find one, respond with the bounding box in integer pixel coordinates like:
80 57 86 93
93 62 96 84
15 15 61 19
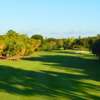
0 51 100 100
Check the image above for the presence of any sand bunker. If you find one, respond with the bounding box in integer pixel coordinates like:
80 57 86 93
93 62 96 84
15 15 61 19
68 52 80 54
75 51 90 53
67 51 90 54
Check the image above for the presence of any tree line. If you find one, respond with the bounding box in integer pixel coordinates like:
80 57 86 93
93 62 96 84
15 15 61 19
0 30 100 60
0 30 41 59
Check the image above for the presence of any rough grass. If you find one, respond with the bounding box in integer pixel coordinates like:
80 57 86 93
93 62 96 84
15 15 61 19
0 50 100 100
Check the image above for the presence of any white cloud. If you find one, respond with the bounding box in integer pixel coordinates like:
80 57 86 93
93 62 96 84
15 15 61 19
18 30 34 34
34 28 40 30
44 30 96 35
87 30 95 33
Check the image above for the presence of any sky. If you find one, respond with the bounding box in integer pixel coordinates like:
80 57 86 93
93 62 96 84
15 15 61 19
0 0 100 38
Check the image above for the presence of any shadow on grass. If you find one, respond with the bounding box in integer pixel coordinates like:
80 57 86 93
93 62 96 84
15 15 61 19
0 51 100 99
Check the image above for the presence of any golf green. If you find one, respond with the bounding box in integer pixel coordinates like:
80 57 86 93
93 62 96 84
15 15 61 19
0 50 100 100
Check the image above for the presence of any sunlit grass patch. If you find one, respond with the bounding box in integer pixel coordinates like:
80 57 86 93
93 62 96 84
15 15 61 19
0 50 100 100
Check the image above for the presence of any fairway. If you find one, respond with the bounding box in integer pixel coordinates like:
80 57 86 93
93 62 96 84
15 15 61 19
0 50 100 100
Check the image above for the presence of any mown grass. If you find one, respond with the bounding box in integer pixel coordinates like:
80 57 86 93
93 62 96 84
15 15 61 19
0 50 100 100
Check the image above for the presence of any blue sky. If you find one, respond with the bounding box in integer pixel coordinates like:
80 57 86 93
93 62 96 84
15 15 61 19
0 0 100 38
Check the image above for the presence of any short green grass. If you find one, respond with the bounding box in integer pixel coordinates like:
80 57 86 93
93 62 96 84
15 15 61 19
0 50 100 100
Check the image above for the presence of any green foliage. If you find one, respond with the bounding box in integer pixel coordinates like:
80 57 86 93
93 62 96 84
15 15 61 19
53 45 58 50
31 34 43 40
25 44 34 55
1 30 40 57
57 40 63 48
63 37 74 49
74 36 99 50
46 38 57 42
39 44 47 51
31 34 45 45
58 47 64 50
92 39 100 60
0 40 5 56
1 29 100 61
45 38 57 50
46 43 53 50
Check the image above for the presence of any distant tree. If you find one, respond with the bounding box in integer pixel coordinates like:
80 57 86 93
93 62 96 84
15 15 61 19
74 39 81 49
26 38 41 52
7 30 19 37
46 43 53 50
25 43 34 56
62 39 67 50
87 37 96 50
46 38 57 42
4 42 16 56
66 37 74 49
92 39 100 61
14 42 26 60
0 40 5 56
27 38 36 47
31 34 43 40
2 29 100 60
34 40 41 51
57 40 63 48
97 34 100 38
45 38 57 50
39 44 47 51
31 34 45 45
